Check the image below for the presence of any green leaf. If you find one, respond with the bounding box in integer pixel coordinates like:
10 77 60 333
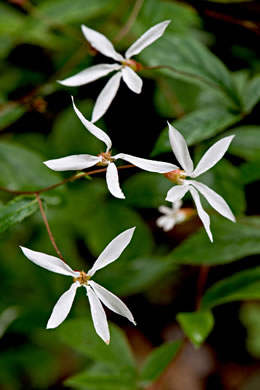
0 142 61 190
123 172 173 208
0 195 38 233
0 104 26 131
152 106 241 155
39 0 120 23
140 35 240 106
65 363 136 390
241 160 260 184
82 202 154 259
57 318 136 370
240 303 260 358
201 267 260 309
139 341 181 387
168 216 260 265
243 76 260 112
224 126 260 161
95 256 174 296
177 311 214 348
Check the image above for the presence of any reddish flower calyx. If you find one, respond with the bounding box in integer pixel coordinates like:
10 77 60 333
74 270 90 285
122 59 143 72
164 169 186 184
97 152 115 166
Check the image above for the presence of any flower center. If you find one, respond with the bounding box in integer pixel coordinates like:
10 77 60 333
73 270 90 285
122 59 143 72
97 152 115 166
164 169 186 184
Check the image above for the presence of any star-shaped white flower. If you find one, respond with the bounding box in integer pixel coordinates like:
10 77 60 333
59 21 170 123
165 123 236 242
20 227 136 344
157 201 187 231
44 98 177 199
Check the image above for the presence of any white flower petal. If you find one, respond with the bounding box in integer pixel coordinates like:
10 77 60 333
158 205 173 215
20 246 79 277
47 282 80 329
121 66 142 94
72 97 112 151
173 199 183 211
156 215 176 231
81 24 124 62
91 72 122 123
88 227 135 277
89 281 136 325
125 20 171 59
187 180 236 222
105 162 125 199
189 187 213 242
114 153 177 173
44 155 101 171
166 184 189 203
86 285 110 344
58 64 121 87
168 122 194 174
190 135 235 178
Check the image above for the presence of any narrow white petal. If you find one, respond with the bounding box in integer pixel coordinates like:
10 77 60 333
88 227 135 277
47 282 79 329
190 136 235 178
173 199 183 211
166 184 189 203
89 281 136 325
121 67 142 93
125 20 171 59
20 246 79 277
86 286 110 344
58 64 121 87
158 205 173 215
72 97 112 151
168 122 194 174
81 24 124 62
105 162 125 199
44 155 101 171
91 72 122 123
114 153 177 173
189 187 213 242
187 180 236 222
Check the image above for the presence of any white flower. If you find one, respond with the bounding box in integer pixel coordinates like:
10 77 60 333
44 98 177 199
156 200 187 231
20 227 136 344
165 123 236 242
59 21 170 123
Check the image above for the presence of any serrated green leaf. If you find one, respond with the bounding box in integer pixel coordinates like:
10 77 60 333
140 35 240 106
201 267 260 309
177 311 214 348
243 76 260 112
152 105 241 155
0 195 38 233
0 142 61 191
139 341 181 386
57 318 136 370
168 216 260 265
